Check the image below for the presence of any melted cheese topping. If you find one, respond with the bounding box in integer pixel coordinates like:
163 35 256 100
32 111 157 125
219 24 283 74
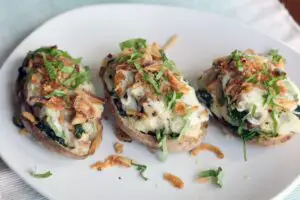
24 50 104 156
104 63 208 138
199 50 300 137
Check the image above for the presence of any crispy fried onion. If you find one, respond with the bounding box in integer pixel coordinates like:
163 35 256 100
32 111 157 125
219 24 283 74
72 91 104 125
163 173 184 189
29 96 66 110
22 112 36 124
114 142 124 154
164 70 189 94
90 155 133 171
190 143 224 159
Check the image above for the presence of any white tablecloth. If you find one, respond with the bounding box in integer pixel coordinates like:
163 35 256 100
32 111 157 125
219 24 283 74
1 0 300 199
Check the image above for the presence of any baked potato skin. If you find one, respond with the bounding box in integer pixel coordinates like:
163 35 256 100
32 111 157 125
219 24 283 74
100 66 207 153
16 48 103 159
198 51 297 146
213 114 294 146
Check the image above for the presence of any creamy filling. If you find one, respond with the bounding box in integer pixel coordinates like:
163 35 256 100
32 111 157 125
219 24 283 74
104 67 208 138
26 77 102 155
200 69 300 137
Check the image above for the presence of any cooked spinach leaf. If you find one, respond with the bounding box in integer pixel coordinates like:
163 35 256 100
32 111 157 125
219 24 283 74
13 116 24 128
36 121 67 147
74 124 85 139
196 89 213 108
228 108 248 125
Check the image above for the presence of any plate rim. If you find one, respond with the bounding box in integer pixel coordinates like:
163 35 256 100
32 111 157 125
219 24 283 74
1 3 300 199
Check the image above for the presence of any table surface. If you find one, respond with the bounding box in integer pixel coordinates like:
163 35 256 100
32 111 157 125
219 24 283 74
1 0 300 199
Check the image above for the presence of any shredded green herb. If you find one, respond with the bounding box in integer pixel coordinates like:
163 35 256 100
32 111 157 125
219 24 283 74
243 139 247 161
133 63 161 94
165 91 183 110
230 50 244 71
155 68 165 80
271 110 278 133
161 135 168 161
178 110 192 140
143 74 161 93
45 89 70 106
45 90 66 98
198 167 224 188
245 74 257 83
268 49 284 64
156 129 168 161
160 50 174 70
250 105 257 118
119 38 147 51
30 170 52 179
63 66 91 89
132 162 148 181
42 53 57 80
60 66 74 73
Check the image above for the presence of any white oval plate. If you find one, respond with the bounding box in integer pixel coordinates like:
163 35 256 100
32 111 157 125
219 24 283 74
1 4 300 200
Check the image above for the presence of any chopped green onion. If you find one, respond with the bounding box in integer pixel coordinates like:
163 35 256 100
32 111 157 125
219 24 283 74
198 167 224 188
30 170 52 179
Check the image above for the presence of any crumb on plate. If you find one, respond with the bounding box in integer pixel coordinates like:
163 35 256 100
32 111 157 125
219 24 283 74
114 142 124 154
163 173 184 189
190 143 224 159
90 155 133 171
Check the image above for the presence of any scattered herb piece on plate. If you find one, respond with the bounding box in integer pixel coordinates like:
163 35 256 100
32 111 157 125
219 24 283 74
197 167 224 188
30 170 52 179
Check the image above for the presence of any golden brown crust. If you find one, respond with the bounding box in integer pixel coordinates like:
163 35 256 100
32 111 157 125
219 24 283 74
100 66 207 152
